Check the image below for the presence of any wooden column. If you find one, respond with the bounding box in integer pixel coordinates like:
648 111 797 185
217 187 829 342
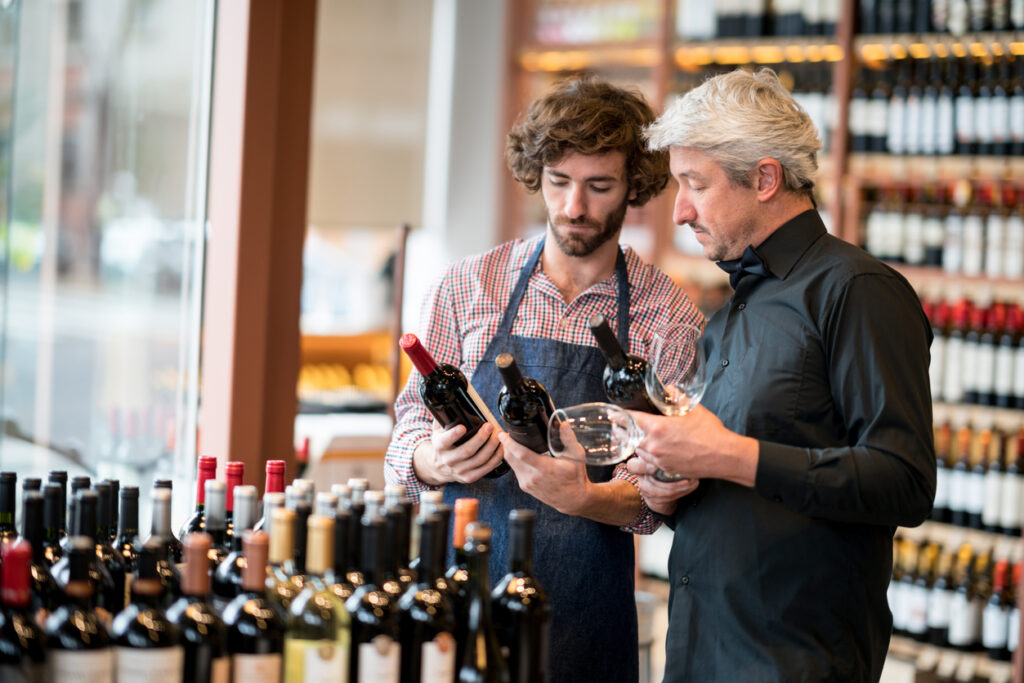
200 0 317 481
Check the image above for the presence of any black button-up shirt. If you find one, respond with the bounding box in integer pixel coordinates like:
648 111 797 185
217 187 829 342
662 210 936 682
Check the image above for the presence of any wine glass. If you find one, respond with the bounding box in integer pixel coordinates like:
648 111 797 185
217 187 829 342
644 322 707 482
547 403 644 466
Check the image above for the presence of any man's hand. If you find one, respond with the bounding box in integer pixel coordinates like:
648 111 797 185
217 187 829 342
500 432 590 515
629 405 759 488
413 419 505 486
624 455 699 516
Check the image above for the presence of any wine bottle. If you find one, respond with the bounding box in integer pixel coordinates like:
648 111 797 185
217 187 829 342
254 460 287 533
327 506 357 603
224 531 286 683
0 472 18 546
41 482 64 567
115 486 140 574
947 544 982 651
905 541 937 642
926 549 956 647
110 538 184 682
180 455 217 539
166 533 230 683
284 514 350 682
258 492 286 538
316 491 339 518
399 513 456 683
458 522 509 683
345 479 367 583
400 333 509 478
19 478 39 537
267 506 301 614
147 485 183 564
213 484 257 611
408 492 444 576
1000 429 1024 536
204 480 230 571
103 479 119 546
225 461 245 544
983 558 1013 661
931 423 952 524
966 429 988 530
287 503 312 593
589 314 659 413
491 510 550 683
19 492 57 620
982 428 1006 534
0 540 47 682
346 509 401 683
44 536 114 682
384 485 415 593
51 491 118 622
496 353 556 454
447 498 477 674
92 481 128 614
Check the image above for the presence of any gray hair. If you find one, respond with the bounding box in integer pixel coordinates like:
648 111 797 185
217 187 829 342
644 68 821 197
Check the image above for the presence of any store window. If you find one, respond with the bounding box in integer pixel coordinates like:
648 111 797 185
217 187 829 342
0 0 214 512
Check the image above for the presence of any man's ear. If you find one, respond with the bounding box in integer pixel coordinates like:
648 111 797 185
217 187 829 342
755 159 783 201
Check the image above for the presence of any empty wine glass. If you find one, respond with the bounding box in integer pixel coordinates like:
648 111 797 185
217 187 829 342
547 402 644 466
644 322 707 482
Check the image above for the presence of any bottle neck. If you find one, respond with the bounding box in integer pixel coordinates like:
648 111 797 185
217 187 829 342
151 497 174 538
0 478 15 532
361 519 384 586
509 522 534 574
590 317 628 369
264 462 285 496
118 496 139 541
467 540 492 606
194 461 216 509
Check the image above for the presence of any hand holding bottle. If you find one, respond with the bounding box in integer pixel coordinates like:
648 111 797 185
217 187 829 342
498 430 591 516
414 418 506 486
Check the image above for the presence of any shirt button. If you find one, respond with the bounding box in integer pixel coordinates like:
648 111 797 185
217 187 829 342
721 359 729 367
680 575 690 586
737 303 746 310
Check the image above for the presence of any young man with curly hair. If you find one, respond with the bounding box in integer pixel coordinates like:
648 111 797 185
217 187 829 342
386 76 703 681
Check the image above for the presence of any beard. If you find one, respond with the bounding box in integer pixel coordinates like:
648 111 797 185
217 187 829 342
549 198 629 257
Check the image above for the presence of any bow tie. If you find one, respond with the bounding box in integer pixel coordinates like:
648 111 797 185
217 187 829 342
717 245 769 289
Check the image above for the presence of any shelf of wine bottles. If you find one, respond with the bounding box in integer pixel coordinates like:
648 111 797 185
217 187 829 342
887 521 1020 683
860 0 1024 35
0 461 550 682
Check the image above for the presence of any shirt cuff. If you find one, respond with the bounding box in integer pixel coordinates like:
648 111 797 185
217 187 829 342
753 441 810 509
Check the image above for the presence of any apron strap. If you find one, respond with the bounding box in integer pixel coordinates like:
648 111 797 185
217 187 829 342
495 237 632 348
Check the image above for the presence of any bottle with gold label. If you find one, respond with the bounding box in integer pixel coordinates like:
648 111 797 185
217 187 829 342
284 514 350 683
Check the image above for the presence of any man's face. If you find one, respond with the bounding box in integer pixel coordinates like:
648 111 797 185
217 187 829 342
669 146 762 262
541 150 635 258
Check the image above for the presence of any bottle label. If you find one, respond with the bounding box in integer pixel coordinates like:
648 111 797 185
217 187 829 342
920 96 938 155
947 593 978 646
887 96 906 154
233 653 283 683
1014 346 1024 399
983 470 1003 526
1010 94 1024 141
905 584 929 635
976 96 994 143
927 587 952 629
1010 607 1020 652
358 636 400 683
420 633 456 683
211 657 230 683
995 344 1015 397
937 94 956 154
869 98 889 138
956 95 975 143
998 471 1022 529
284 638 347 683
48 649 115 683
905 94 922 154
961 339 980 393
933 465 950 509
942 336 964 402
889 580 908 630
975 343 996 394
930 335 946 399
948 467 968 513
982 604 1010 649
992 95 1010 143
116 646 184 682
967 470 987 514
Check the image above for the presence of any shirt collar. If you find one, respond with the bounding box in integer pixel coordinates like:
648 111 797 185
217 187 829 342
747 208 827 281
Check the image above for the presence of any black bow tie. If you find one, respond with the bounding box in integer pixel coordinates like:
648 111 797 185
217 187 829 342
717 246 769 289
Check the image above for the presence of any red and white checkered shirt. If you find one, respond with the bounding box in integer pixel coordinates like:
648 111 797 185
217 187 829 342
385 234 705 534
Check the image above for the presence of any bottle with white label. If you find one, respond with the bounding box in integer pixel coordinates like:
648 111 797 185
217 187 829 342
948 426 973 528
956 57 979 155
111 538 184 683
906 542 938 641
981 428 1006 534
346 509 400 683
224 531 285 683
44 536 114 683
983 558 1013 661
926 549 956 646
947 545 983 652
284 514 349 683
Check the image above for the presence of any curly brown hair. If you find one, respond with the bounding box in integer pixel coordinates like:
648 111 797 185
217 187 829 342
506 76 669 208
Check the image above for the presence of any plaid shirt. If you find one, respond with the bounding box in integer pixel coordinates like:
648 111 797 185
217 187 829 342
385 234 705 534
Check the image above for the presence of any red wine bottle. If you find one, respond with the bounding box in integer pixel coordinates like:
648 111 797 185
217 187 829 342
213 484 258 610
399 513 456 683
496 353 556 454
491 510 550 683
458 522 509 683
346 509 401 682
400 333 509 478
447 498 477 674
180 455 217 539
19 492 58 620
225 460 244 543
223 531 286 679
110 538 185 681
42 480 65 566
166 533 230 683
0 540 47 681
115 486 140 574
589 314 659 414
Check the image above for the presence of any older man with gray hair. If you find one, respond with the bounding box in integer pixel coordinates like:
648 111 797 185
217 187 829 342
626 68 936 682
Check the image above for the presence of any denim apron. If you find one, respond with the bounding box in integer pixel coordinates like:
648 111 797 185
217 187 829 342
443 238 639 683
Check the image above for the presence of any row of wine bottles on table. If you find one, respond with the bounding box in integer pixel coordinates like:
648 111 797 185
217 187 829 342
889 535 1019 663
863 181 1024 278
860 0 1024 34
0 462 550 683
922 297 1024 409
931 422 1024 536
849 54 1024 158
